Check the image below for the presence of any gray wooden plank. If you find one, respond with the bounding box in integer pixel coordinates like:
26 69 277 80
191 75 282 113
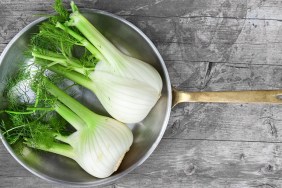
1 0 274 21
2 139 282 187
167 62 282 90
0 0 250 18
3 12 282 65
116 174 282 188
136 17 282 65
3 0 282 20
116 138 282 187
167 103 282 142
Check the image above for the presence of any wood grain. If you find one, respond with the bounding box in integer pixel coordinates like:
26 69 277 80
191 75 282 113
114 139 282 188
3 10 282 65
2 0 282 187
3 139 282 188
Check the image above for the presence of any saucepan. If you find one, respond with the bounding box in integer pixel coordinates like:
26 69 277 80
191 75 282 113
0 9 282 187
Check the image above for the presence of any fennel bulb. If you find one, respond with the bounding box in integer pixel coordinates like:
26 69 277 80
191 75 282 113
67 4 163 94
26 78 133 178
31 1 163 123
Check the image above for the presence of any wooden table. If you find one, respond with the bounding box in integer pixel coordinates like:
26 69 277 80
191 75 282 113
1 0 282 187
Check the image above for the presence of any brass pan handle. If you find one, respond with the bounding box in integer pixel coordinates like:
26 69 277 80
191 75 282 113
172 88 282 107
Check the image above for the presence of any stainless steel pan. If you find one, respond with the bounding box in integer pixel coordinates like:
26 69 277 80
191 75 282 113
1 9 282 187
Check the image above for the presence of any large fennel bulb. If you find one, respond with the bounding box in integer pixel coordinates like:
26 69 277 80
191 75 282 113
32 1 163 123
27 79 133 178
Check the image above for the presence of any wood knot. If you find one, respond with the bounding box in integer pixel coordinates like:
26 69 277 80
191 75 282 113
260 164 275 174
170 120 181 136
184 163 196 176
265 164 274 172
239 153 245 161
262 118 278 138
255 183 276 188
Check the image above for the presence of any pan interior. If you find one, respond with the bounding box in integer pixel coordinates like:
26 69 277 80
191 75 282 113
0 10 171 185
